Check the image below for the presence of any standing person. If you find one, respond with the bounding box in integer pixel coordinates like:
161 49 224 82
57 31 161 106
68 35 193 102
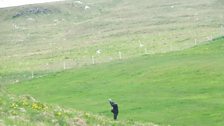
108 99 119 120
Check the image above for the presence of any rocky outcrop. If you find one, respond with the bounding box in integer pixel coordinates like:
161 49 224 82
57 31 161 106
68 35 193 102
12 7 53 18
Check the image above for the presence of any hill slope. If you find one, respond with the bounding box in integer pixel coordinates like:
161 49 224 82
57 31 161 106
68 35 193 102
8 37 224 126
0 90 157 126
1 0 224 85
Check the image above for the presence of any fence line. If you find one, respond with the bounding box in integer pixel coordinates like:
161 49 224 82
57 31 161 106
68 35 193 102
6 31 224 84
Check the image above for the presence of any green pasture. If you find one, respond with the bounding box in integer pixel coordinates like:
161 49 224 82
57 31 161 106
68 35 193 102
8 37 224 126
1 0 224 85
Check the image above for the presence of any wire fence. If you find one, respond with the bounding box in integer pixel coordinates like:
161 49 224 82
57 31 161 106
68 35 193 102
1 25 224 86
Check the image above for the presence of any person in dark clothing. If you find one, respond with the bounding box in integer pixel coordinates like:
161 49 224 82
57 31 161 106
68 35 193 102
108 99 119 120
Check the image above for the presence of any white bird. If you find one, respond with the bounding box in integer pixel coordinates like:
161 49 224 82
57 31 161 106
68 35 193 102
74 1 83 4
139 43 144 48
85 5 90 10
96 49 101 54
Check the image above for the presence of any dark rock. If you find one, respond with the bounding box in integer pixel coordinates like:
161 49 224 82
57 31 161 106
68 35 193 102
12 7 53 18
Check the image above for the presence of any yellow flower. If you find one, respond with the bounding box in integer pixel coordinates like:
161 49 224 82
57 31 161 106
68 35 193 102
55 111 62 117
57 112 62 116
31 102 45 110
22 100 29 106
32 103 39 110
10 103 18 109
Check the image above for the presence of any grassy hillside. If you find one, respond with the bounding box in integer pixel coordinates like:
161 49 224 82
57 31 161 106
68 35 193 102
0 90 157 126
1 0 224 125
8 37 224 126
1 0 224 85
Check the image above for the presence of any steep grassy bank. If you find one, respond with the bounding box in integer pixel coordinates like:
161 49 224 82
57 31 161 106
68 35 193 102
8 37 224 126
0 90 157 126
1 0 223 85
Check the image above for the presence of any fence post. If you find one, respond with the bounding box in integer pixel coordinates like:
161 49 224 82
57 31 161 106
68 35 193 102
63 61 66 70
119 51 122 59
194 39 197 46
31 71 34 79
92 56 95 64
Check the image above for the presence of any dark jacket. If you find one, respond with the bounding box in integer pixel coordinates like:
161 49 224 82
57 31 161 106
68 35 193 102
109 101 119 114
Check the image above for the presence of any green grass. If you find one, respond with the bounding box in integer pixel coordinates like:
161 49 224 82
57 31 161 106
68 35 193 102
1 0 224 85
0 90 156 126
8 37 224 126
1 0 224 125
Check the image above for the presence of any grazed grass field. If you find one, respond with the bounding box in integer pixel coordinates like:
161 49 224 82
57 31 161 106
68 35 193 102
8 37 224 126
1 0 224 85
1 0 224 125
